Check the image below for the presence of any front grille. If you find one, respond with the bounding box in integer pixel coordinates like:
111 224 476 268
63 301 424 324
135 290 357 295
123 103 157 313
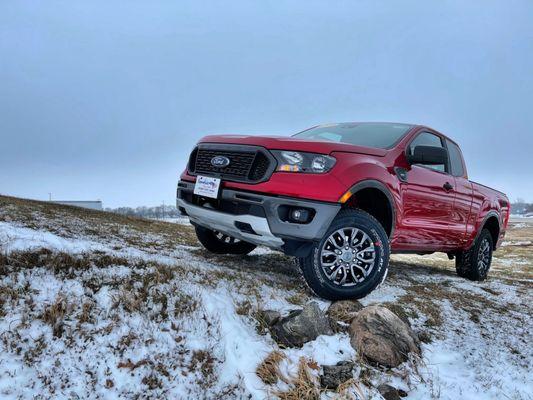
188 145 274 183
249 152 270 181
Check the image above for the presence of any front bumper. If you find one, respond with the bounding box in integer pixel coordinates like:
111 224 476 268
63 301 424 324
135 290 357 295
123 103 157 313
176 180 340 250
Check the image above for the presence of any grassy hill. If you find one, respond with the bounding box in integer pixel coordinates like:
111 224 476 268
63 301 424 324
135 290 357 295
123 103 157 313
0 195 531 399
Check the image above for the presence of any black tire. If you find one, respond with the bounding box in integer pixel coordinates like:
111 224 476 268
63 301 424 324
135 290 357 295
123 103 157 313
455 228 493 281
299 209 390 301
194 225 257 255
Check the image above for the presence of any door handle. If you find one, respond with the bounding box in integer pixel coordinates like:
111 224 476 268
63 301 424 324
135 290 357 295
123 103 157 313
443 182 454 192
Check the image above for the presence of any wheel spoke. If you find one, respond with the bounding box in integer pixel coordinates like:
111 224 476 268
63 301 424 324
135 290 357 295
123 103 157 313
357 253 375 263
326 265 342 280
358 263 369 276
351 264 367 279
327 237 342 250
320 225 377 287
322 260 337 267
338 270 347 285
350 228 358 246
477 238 491 272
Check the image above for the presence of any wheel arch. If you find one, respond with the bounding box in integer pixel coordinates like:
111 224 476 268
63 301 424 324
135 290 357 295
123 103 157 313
479 212 501 250
341 179 396 238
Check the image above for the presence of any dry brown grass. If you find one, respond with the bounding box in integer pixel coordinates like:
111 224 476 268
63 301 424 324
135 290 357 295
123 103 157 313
173 291 200 317
0 194 198 249
491 222 533 279
0 248 94 277
78 301 94 325
336 378 366 400
235 300 253 316
189 349 217 387
256 351 287 385
274 357 320 400
41 295 69 338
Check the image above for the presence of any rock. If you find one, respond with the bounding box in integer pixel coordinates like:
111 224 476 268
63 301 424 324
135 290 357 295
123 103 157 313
377 384 401 400
327 300 363 332
270 302 333 347
383 303 411 327
257 310 281 327
398 389 408 397
320 361 354 389
349 305 420 368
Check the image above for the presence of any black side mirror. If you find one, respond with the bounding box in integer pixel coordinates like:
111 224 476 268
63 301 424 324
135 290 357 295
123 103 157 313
408 145 448 165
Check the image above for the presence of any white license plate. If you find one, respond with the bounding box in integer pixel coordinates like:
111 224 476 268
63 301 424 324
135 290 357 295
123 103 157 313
194 176 221 199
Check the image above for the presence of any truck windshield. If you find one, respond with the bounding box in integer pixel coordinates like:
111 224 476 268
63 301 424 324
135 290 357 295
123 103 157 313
294 123 413 149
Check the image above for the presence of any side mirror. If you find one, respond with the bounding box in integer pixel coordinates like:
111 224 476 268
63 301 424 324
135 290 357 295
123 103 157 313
408 145 448 166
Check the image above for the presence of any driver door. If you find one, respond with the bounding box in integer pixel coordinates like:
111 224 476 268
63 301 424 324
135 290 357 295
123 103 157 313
396 132 459 250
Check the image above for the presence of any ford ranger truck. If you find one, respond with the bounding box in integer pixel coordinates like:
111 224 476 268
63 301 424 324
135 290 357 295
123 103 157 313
177 123 510 300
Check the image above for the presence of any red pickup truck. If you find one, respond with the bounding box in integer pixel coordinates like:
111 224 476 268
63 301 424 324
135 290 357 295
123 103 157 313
177 123 510 300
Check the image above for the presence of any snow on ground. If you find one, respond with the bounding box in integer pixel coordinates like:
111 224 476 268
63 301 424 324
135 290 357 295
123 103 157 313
0 196 531 399
0 221 107 253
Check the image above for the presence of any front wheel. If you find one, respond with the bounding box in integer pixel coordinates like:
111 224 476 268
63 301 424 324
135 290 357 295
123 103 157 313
194 226 257 255
299 209 390 301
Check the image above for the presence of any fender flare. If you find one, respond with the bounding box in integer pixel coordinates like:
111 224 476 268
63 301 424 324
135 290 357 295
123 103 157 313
343 179 397 237
472 210 501 249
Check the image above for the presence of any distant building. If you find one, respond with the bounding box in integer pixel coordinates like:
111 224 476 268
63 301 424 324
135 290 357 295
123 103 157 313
52 200 103 211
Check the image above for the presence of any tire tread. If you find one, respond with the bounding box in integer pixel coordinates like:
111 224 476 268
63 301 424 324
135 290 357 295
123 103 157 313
455 228 493 281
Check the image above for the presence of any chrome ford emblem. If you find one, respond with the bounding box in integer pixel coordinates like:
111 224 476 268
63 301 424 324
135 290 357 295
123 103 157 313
211 155 230 168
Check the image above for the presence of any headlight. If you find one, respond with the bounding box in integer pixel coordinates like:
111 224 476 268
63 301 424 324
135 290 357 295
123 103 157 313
272 150 336 173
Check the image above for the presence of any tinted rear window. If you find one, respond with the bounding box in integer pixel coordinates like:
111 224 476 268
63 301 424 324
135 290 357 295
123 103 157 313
294 123 413 149
446 139 465 177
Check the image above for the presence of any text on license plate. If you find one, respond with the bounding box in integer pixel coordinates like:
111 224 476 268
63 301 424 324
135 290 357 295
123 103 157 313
193 176 221 199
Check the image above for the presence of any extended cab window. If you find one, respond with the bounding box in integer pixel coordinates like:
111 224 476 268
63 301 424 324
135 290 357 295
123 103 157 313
408 132 446 172
446 139 465 177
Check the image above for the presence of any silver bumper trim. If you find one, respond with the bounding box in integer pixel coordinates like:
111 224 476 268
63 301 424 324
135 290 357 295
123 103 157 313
176 198 284 248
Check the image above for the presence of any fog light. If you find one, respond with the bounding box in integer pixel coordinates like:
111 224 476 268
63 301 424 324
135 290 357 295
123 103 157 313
290 208 310 223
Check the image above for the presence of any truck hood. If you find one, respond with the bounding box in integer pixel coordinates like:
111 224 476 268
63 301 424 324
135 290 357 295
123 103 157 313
199 135 388 157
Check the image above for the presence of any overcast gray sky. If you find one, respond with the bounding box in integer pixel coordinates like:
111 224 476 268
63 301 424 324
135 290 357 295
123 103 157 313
1 1 532 207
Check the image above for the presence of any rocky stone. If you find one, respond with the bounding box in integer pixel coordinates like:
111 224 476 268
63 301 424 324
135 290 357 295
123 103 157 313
320 361 355 389
349 305 420 368
398 389 408 397
257 310 281 327
327 300 363 332
377 384 402 400
270 302 334 347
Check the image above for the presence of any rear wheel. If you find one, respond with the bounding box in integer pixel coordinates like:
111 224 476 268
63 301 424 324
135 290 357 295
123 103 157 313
299 209 390 301
455 228 493 281
195 226 257 255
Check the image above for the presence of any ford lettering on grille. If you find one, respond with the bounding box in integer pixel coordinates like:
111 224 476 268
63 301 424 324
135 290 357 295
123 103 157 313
211 155 231 168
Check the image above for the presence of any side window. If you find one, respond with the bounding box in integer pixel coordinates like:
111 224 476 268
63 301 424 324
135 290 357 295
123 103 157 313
408 132 446 172
446 139 465 177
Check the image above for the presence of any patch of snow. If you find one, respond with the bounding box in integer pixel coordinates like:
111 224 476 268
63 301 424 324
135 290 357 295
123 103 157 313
0 222 107 254
202 289 270 398
359 283 406 306
410 300 533 400
501 240 531 246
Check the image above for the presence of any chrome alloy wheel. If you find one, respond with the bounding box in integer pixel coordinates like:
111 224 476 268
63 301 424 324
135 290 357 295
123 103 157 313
477 237 491 273
320 227 376 286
